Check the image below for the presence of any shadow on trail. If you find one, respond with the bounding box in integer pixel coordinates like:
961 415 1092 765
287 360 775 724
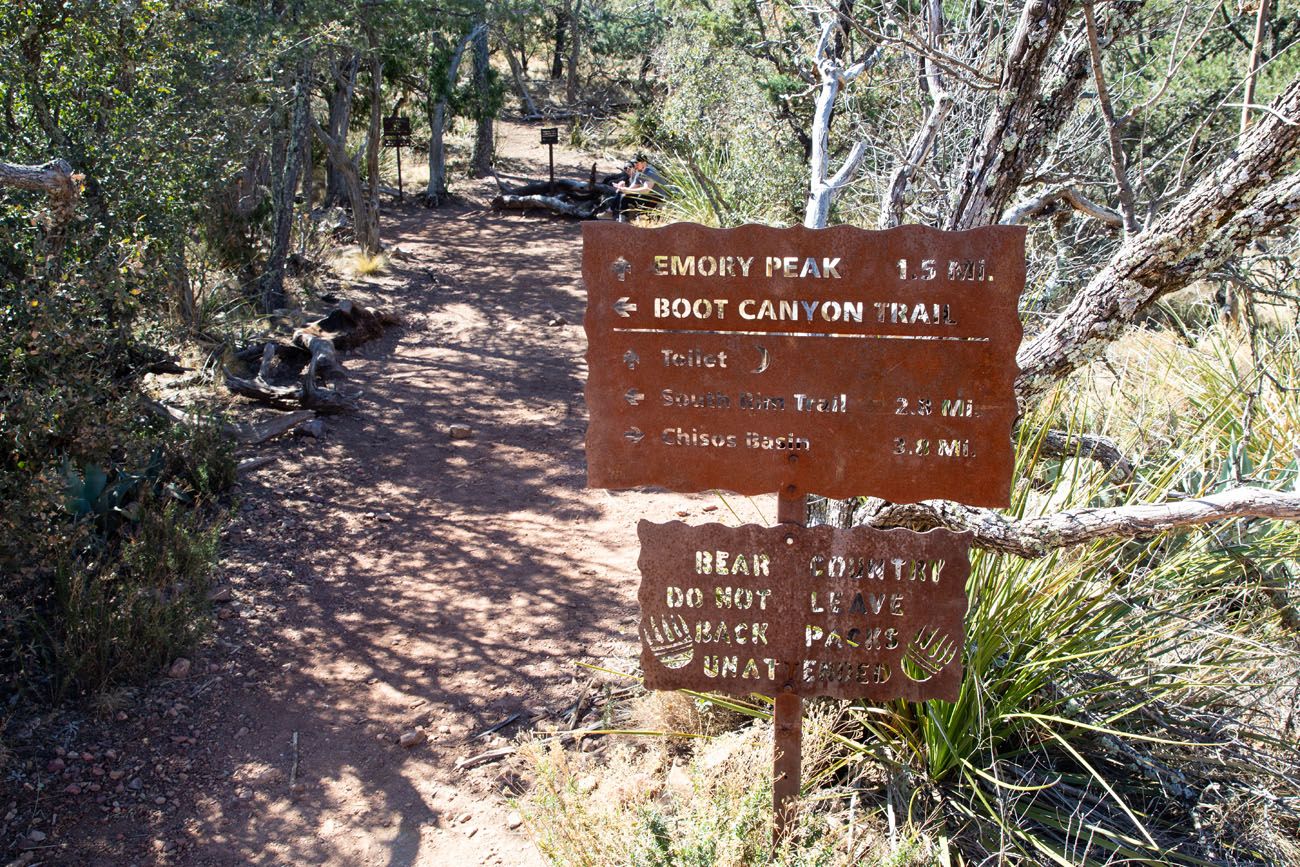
185 191 639 866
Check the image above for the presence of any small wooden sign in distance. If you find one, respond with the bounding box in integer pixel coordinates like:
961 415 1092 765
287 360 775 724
582 222 1025 507
637 521 972 702
540 127 560 144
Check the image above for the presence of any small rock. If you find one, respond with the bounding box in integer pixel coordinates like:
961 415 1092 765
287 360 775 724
25 829 47 845
47 758 66 773
376 512 394 522
702 505 718 512
437 725 451 734
448 424 473 440
298 419 326 439
154 796 167 805
115 711 128 722
236 727 249 739
547 316 566 326
208 586 233 603
168 658 191 679
506 810 523 830
64 784 81 795
675 510 689 517
398 729 426 749
109 770 125 781
128 778 143 791
666 761 692 798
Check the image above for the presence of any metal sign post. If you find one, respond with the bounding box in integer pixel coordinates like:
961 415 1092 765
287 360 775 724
540 127 559 192
382 116 413 201
583 221 1023 843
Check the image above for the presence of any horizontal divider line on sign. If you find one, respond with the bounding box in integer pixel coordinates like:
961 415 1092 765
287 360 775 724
608 327 992 342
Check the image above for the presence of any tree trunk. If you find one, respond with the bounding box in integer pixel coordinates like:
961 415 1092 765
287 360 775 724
1016 73 1300 405
258 54 313 312
566 0 583 104
803 18 869 228
312 115 379 253
322 55 358 208
504 45 538 116
425 25 481 204
470 23 494 178
551 6 566 79
365 23 382 234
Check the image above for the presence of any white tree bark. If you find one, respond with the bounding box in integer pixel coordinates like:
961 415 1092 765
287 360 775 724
804 18 871 229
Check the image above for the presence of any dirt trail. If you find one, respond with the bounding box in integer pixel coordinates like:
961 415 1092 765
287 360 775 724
28 122 768 866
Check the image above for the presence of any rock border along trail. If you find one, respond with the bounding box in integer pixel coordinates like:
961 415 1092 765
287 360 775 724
32 123 753 866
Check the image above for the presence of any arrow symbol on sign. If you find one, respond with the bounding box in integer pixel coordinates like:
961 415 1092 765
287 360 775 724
625 388 644 406
623 349 639 369
624 427 644 444
614 297 637 317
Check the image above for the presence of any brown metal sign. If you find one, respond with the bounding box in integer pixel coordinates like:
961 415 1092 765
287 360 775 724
637 521 971 702
583 222 1025 507
382 115 412 148
540 127 560 144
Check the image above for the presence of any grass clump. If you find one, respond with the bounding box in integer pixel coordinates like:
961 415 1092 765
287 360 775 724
517 323 1300 866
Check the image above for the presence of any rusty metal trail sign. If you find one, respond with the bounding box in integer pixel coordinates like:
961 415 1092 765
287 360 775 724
582 222 1025 508
638 521 971 702
580 221 1024 841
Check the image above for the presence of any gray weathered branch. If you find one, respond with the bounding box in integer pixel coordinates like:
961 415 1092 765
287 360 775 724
881 0 952 228
804 17 874 228
1039 429 1134 482
1016 73 1300 404
1001 184 1124 227
857 487 1300 559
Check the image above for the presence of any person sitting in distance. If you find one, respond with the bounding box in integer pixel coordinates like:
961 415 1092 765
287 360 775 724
610 153 665 222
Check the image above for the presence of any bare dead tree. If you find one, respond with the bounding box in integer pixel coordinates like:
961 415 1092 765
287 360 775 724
801 0 1300 558
803 16 871 228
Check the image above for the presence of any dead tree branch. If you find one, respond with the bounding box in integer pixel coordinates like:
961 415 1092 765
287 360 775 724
1001 184 1124 226
1039 430 1134 482
857 487 1300 559
1083 1 1139 232
0 157 82 262
881 0 952 228
804 16 873 228
1016 74 1300 404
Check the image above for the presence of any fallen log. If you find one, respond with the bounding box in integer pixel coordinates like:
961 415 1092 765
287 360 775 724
497 177 615 199
492 193 600 219
145 400 316 445
224 299 396 413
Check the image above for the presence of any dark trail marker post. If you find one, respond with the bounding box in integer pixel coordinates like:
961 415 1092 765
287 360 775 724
382 116 413 201
540 127 559 192
581 221 1025 841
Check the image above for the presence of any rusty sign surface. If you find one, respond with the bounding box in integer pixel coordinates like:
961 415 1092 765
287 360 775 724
583 222 1025 507
637 521 971 702
382 116 412 148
